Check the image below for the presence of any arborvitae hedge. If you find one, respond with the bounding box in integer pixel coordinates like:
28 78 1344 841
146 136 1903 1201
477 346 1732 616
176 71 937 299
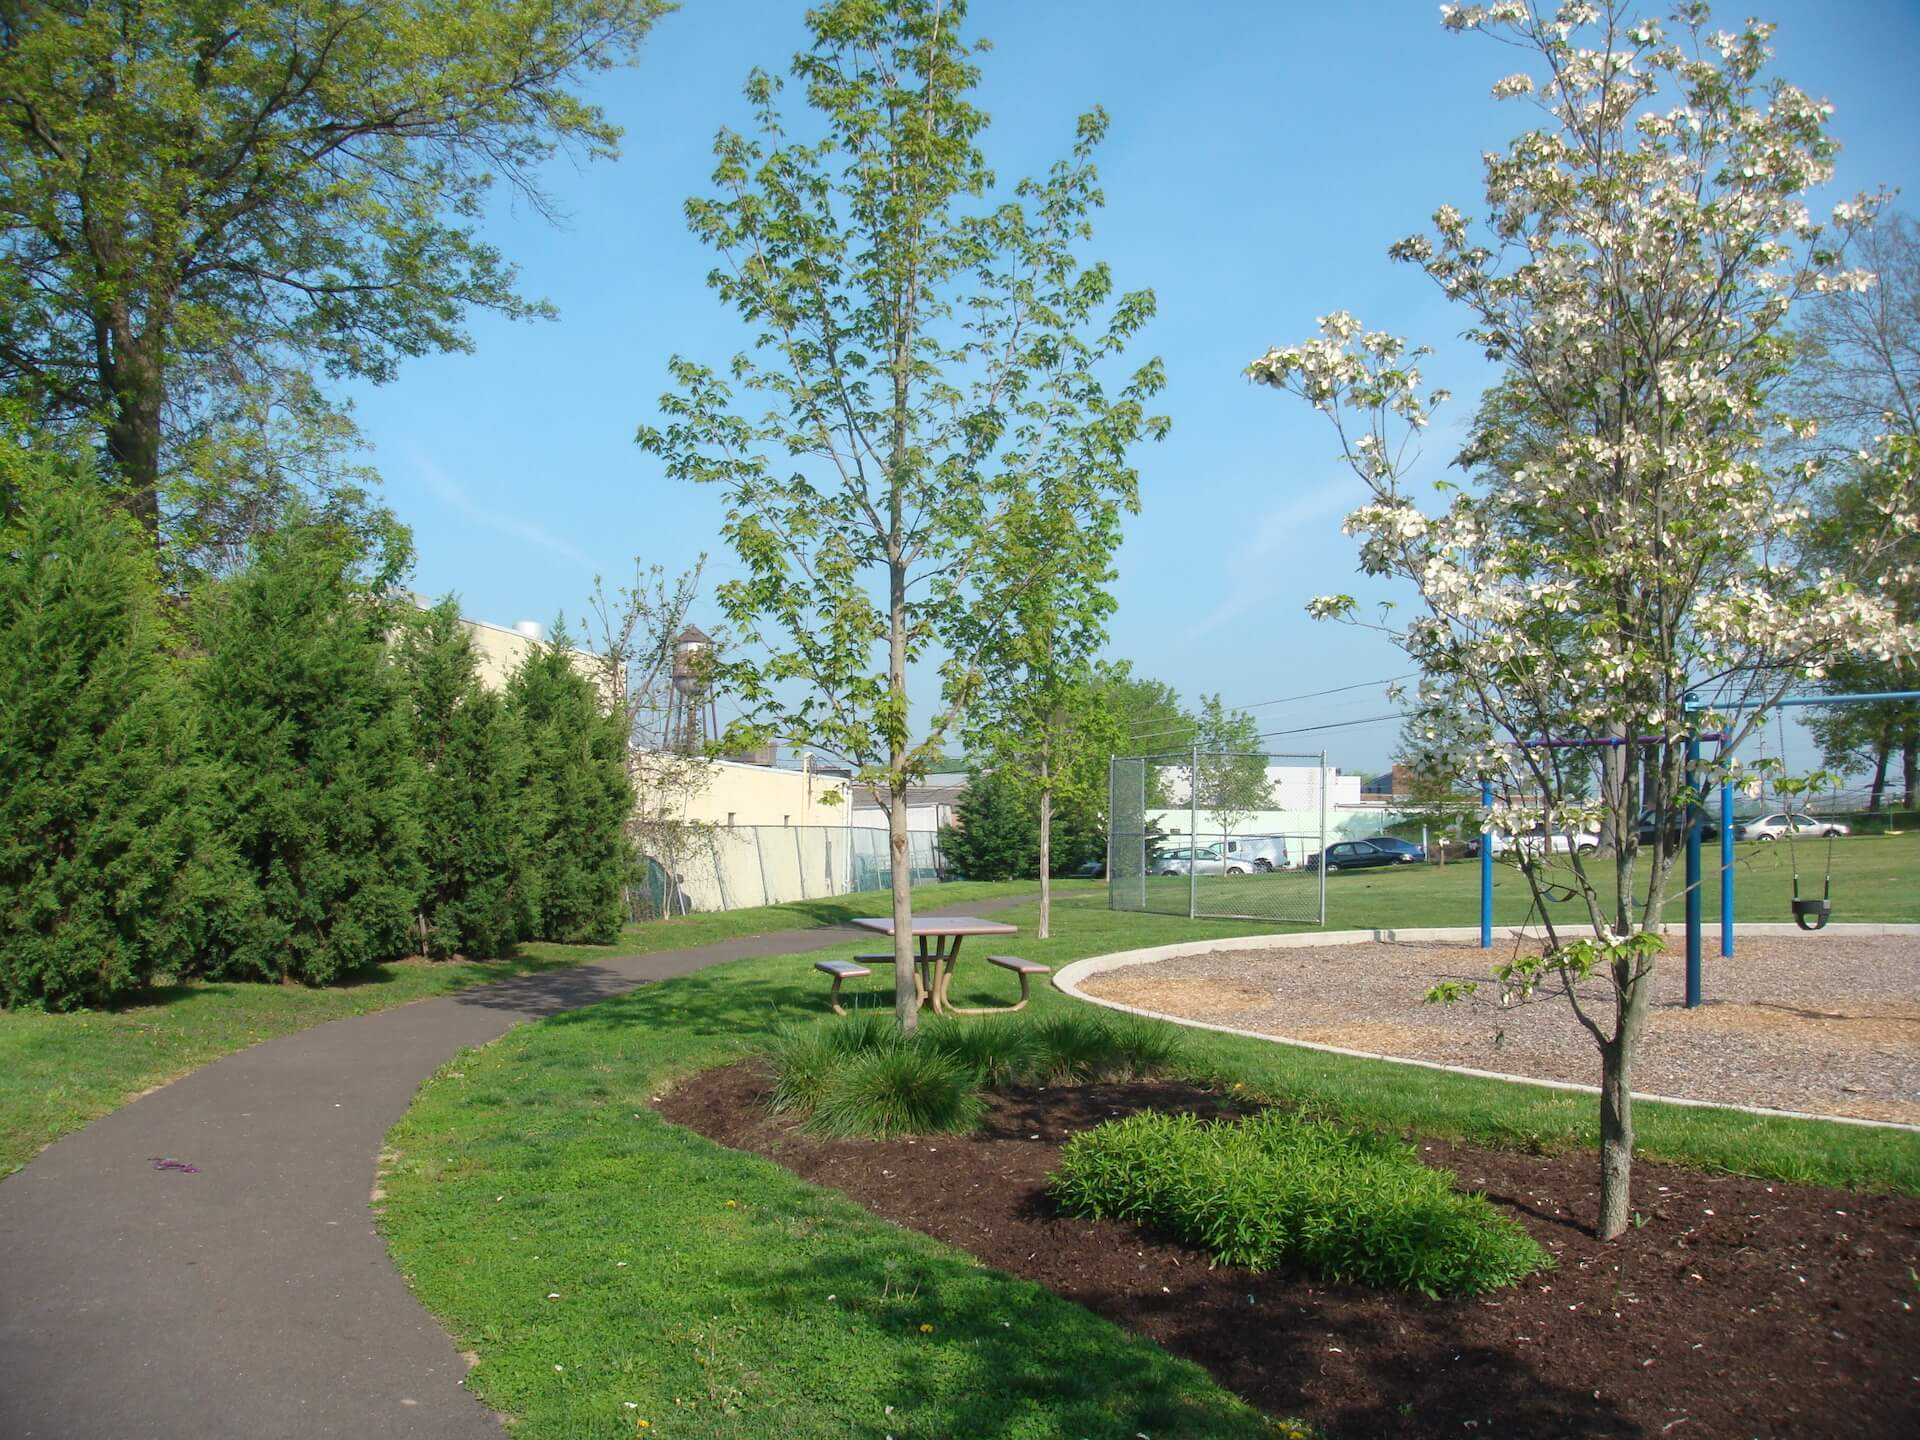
507 619 632 944
399 598 532 958
944 768 1038 880
945 768 1105 880
196 520 425 984
0 462 253 1009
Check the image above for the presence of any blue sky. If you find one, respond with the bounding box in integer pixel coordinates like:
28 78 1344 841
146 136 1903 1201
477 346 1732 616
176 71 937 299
344 0 1920 773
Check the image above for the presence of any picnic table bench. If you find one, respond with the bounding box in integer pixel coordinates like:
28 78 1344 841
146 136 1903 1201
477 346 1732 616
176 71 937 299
810 915 1044 1016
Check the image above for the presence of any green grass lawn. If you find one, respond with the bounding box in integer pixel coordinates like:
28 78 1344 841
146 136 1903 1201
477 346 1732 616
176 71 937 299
378 882 1920 1438
0 878 1067 1177
1153 829 1920 929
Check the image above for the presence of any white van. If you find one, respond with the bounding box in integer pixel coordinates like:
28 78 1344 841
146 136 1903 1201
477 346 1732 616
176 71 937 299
1218 836 1288 872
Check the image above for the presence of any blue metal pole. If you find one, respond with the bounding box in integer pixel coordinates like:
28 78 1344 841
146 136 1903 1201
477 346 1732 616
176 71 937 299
1719 771 1734 960
1480 779 1493 950
1685 735 1703 1008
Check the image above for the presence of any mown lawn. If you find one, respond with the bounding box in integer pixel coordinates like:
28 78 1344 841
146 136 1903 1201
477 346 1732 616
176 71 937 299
1167 828 1920 929
0 878 1072 1176
378 885 1920 1438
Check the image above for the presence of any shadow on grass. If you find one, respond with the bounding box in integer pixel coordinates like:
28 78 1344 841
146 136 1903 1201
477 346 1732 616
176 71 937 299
715 1204 1275 1438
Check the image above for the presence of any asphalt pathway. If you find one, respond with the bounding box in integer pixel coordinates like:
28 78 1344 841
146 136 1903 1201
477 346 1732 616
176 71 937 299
0 903 1026 1439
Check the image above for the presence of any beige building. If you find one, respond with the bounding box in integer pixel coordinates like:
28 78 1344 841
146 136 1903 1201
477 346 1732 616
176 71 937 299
677 755 852 829
440 604 922 911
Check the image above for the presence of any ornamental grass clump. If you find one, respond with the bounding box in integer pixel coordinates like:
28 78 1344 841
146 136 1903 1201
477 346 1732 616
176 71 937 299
764 1011 896 1116
1051 1109 1549 1298
807 1045 985 1140
762 1007 1188 1139
1027 1011 1183 1084
918 1016 1040 1088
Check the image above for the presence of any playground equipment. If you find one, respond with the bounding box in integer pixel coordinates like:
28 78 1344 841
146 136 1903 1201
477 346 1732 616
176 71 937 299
1475 685 1920 1007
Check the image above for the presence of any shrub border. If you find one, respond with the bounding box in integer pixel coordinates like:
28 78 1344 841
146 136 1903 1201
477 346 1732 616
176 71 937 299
1054 923 1920 1135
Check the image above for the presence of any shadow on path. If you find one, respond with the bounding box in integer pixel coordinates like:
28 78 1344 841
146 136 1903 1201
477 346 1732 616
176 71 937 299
0 893 1031 1440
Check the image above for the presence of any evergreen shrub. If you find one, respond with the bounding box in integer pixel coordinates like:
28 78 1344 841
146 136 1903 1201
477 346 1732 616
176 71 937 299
196 519 424 983
0 463 252 1008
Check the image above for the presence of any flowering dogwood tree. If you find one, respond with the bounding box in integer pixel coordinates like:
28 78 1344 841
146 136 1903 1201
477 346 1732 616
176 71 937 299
1250 1 1918 1238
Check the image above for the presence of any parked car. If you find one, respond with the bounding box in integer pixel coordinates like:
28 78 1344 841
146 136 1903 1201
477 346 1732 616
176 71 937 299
1219 836 1288 872
1488 825 1601 857
1155 843 1255 877
1634 805 1717 847
1303 839 1419 872
1735 812 1852 841
1068 858 1106 878
1365 835 1427 863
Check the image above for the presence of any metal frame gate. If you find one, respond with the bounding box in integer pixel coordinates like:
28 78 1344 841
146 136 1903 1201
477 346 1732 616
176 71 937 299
1108 749 1329 924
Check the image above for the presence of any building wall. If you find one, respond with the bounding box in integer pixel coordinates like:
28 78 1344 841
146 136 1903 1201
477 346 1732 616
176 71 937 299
679 758 853 829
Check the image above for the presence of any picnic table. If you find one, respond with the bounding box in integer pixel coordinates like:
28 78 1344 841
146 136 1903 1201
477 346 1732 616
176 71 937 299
849 914 1019 1016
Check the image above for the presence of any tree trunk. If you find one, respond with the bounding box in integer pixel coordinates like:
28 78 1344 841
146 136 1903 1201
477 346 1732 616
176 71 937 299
1867 740 1890 813
1037 781 1053 940
1903 736 1917 812
100 314 166 538
1598 1036 1635 1240
887 558 917 1036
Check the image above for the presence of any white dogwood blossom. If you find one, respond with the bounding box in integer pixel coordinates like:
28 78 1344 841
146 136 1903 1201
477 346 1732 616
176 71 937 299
1249 0 1918 1241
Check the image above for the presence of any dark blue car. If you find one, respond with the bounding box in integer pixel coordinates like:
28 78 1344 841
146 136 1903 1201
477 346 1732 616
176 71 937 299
1304 837 1424 872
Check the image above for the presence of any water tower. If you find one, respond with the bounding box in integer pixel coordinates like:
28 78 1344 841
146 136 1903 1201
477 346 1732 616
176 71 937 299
665 625 719 755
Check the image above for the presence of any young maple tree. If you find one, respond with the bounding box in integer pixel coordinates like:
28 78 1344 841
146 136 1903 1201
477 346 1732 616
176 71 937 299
1250 1 1918 1237
958 481 1126 938
638 0 1164 1031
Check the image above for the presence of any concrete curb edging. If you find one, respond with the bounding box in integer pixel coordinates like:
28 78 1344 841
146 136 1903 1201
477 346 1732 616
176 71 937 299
1053 923 1920 1135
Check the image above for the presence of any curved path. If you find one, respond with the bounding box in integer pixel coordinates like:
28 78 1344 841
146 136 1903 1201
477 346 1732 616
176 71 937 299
0 907 1022 1440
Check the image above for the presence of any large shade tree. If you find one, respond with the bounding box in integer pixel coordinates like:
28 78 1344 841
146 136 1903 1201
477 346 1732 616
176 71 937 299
1790 215 1920 800
0 0 666 559
1250 1 1918 1238
638 0 1165 1032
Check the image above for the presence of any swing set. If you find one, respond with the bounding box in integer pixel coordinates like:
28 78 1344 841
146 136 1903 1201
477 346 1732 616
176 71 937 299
1475 685 1920 1008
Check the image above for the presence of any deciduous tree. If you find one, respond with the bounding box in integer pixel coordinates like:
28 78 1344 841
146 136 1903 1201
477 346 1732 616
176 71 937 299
958 480 1126 937
1250 2 1918 1238
638 0 1165 1031
0 0 666 554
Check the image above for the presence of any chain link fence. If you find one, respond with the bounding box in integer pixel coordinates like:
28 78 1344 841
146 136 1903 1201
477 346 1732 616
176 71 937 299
1109 749 1330 924
630 824 947 919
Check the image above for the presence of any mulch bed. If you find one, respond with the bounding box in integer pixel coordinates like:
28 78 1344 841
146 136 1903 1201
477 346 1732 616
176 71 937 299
658 1063 1920 1440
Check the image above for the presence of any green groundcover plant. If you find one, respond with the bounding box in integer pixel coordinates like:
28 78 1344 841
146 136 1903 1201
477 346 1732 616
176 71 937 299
764 1008 1185 1137
1051 1108 1551 1298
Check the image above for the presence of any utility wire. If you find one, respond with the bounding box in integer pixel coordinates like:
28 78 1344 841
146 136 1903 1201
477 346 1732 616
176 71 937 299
1125 673 1416 743
1253 712 1406 741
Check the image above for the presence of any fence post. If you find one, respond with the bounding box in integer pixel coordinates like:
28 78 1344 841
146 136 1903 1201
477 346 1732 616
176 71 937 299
1317 750 1328 925
1105 755 1115 909
1479 779 1493 949
1189 744 1200 920
1685 734 1703 1008
1720 771 1735 959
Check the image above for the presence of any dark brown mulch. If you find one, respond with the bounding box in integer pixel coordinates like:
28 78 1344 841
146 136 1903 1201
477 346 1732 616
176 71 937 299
657 1062 1920 1440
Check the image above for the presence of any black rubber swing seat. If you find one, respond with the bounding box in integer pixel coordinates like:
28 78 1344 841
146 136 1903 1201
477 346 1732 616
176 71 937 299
1792 897 1832 931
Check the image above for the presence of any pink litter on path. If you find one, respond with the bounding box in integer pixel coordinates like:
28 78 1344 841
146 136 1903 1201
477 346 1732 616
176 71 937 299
150 1157 199 1174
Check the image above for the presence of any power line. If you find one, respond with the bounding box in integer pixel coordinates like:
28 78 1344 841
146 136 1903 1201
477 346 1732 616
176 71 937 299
1253 712 1405 740
1125 673 1416 743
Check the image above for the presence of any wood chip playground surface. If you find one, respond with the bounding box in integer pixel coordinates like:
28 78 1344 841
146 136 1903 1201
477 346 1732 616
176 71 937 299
1078 933 1920 1124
